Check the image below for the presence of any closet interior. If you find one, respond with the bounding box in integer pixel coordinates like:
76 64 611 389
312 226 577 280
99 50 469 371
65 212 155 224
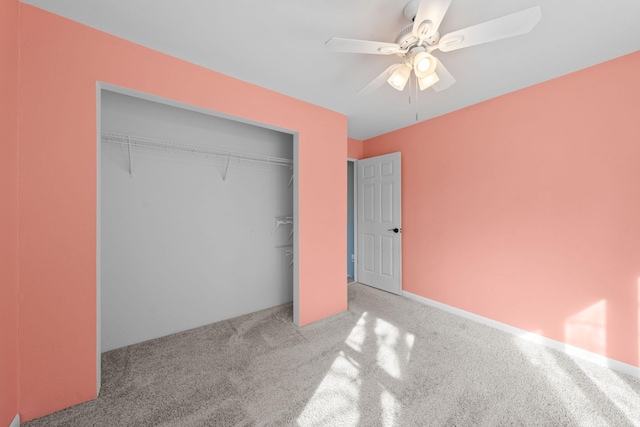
100 90 294 352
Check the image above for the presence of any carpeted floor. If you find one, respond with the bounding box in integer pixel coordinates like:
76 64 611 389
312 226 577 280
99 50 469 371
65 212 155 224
25 283 640 426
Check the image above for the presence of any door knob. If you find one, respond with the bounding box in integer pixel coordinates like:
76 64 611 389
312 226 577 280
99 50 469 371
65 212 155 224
388 228 401 233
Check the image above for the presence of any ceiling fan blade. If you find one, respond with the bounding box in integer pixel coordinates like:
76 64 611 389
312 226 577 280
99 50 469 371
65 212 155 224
325 38 402 55
412 0 453 38
357 64 401 95
438 6 541 53
432 58 455 92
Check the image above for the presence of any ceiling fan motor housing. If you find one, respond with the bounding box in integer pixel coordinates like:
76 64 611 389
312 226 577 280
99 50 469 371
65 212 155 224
395 23 439 52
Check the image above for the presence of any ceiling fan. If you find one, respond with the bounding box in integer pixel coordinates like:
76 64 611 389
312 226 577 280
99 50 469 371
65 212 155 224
326 0 541 95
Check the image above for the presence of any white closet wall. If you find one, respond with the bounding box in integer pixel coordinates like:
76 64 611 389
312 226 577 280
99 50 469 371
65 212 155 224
100 91 293 352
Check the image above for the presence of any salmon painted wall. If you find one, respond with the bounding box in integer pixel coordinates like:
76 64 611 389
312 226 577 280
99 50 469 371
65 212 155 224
364 51 640 368
18 4 346 421
347 138 364 160
0 0 19 424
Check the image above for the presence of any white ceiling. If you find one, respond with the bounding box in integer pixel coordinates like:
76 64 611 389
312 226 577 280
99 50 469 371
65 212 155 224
21 0 640 140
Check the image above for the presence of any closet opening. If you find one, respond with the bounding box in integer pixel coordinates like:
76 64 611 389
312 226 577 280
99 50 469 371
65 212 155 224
96 85 298 391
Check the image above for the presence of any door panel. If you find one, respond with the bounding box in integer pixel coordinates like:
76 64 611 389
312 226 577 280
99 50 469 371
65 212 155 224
381 182 393 222
381 235 394 277
356 152 401 294
363 233 375 272
364 184 375 222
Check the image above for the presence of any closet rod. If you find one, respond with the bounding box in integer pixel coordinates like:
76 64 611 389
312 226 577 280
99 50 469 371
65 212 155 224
101 131 293 167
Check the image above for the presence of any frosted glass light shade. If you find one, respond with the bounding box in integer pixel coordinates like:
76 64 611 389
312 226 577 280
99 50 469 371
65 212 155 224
387 63 412 91
413 52 437 78
418 72 440 90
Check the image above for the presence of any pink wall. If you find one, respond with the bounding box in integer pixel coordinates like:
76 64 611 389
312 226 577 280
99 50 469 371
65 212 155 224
347 138 364 160
17 4 346 421
364 51 640 368
0 0 19 425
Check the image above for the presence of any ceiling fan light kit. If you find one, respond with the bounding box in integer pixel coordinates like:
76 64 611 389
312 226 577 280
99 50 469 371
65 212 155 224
326 0 541 97
388 52 439 92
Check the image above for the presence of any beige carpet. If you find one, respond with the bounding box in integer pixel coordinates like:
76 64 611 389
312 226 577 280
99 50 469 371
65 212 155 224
25 283 640 426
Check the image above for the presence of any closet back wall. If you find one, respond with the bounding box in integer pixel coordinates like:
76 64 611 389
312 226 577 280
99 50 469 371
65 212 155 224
101 91 293 351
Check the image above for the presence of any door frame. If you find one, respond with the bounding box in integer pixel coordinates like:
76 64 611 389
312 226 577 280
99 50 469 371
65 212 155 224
348 158 358 283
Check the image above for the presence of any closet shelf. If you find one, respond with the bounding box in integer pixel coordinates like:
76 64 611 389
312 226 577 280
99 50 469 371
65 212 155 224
101 131 293 168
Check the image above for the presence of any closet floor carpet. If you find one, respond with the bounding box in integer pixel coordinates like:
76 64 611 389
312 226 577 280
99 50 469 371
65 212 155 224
25 283 640 426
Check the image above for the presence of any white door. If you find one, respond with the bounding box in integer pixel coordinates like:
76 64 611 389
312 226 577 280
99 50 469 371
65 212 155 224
357 152 402 294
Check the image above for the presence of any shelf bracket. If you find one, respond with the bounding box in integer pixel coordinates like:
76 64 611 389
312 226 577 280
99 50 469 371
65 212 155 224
272 216 294 234
276 245 294 268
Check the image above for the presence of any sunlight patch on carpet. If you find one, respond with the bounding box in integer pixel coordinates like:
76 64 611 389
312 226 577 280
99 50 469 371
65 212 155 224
515 339 608 425
345 311 368 353
297 310 415 426
572 357 640 423
296 313 368 426
375 318 406 379
379 388 399 426
296 351 362 426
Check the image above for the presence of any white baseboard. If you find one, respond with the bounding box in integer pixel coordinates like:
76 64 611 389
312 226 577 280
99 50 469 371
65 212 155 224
9 413 20 427
403 290 640 379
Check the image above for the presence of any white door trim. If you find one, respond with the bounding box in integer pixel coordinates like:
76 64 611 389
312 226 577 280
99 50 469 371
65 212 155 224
348 158 358 283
